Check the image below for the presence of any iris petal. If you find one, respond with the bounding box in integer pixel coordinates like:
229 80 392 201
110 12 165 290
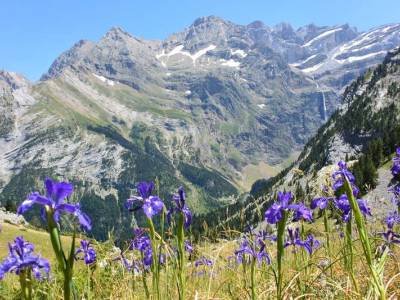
125 196 144 211
17 193 53 215
44 178 54 198
53 182 74 204
56 203 77 214
76 210 92 231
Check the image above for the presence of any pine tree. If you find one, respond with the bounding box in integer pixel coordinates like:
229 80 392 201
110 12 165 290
353 164 364 193
362 155 378 191
295 183 305 201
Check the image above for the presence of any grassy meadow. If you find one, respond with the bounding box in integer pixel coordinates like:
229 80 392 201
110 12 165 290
1 217 400 299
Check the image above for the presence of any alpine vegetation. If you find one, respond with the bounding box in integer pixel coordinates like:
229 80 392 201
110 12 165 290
0 237 50 299
16 178 91 300
264 191 314 299
1 153 400 299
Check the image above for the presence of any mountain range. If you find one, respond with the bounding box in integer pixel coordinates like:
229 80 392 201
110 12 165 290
205 47 400 233
1 16 399 240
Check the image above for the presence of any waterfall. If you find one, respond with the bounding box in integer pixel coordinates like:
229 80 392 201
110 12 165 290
321 88 327 121
313 77 327 121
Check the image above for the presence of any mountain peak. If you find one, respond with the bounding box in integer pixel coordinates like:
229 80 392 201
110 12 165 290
0 70 30 90
41 39 95 80
273 22 297 40
247 20 266 29
191 15 230 27
104 26 132 40
273 22 294 31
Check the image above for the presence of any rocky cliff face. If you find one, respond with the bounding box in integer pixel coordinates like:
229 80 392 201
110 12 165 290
217 47 400 231
1 17 399 240
290 23 400 93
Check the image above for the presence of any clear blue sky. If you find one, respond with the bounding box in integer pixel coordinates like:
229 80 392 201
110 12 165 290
1 0 399 81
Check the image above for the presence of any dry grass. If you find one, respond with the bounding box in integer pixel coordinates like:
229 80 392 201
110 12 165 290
1 221 400 299
0 223 75 261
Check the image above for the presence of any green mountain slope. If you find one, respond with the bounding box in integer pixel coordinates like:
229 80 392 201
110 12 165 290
200 47 400 234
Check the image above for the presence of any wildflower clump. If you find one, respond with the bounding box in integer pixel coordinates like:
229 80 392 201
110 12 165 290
17 178 92 300
2 153 400 299
0 236 50 299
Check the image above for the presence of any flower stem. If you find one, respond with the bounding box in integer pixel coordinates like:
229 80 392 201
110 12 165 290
242 257 247 291
323 209 332 276
250 257 257 300
46 210 66 270
140 252 150 299
46 209 75 300
177 212 186 300
323 209 331 255
345 219 359 293
276 211 287 300
147 217 160 299
19 269 32 300
86 265 91 300
343 178 386 300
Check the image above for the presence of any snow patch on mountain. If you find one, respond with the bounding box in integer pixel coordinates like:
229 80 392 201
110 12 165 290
301 62 324 73
220 59 240 68
230 49 247 58
302 27 344 48
289 54 318 67
334 51 387 64
92 73 115 86
337 24 400 54
191 45 217 61
156 44 217 65
382 24 396 33
290 23 400 81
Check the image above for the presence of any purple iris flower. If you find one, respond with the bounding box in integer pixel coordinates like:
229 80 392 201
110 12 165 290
118 253 139 273
382 230 400 245
194 256 213 267
334 194 352 222
284 227 304 252
128 229 154 269
264 191 313 224
17 178 91 230
125 181 164 219
0 236 50 280
167 186 192 228
380 214 400 245
184 241 193 253
311 197 334 211
385 211 400 229
334 194 371 222
391 147 400 177
142 248 153 269
284 228 320 255
129 229 151 252
291 203 313 222
388 185 400 207
234 237 271 265
332 161 359 196
265 202 285 224
284 228 301 245
75 240 96 265
302 235 321 255
254 230 277 243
